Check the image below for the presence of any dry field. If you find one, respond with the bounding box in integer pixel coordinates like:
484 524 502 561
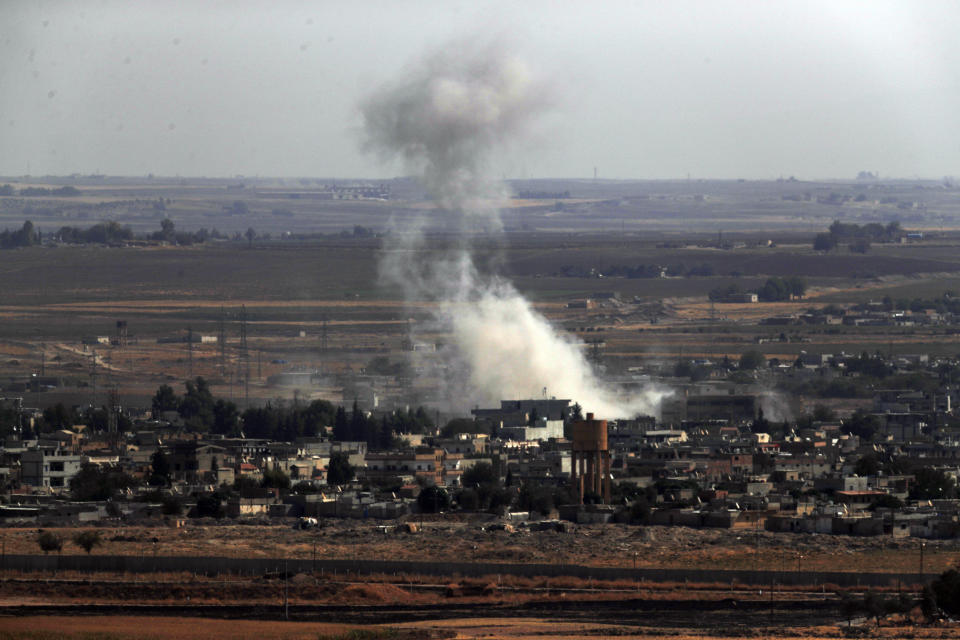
3 523 959 575
0 613 957 640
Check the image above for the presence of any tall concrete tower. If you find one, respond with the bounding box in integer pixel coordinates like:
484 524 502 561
571 412 611 504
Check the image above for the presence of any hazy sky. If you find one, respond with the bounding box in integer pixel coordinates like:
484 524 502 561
2 0 958 180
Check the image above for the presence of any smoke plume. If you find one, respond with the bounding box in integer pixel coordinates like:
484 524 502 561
362 42 666 419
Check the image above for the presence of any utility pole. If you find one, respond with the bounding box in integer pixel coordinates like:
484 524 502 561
187 326 193 379
321 315 329 353
283 558 289 620
239 305 249 407
218 307 226 376
90 351 97 408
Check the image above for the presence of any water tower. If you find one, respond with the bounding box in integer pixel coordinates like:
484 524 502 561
571 412 611 504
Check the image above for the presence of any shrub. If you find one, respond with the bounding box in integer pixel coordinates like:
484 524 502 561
37 530 63 555
72 530 102 554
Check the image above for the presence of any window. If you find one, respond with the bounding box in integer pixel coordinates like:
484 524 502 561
50 461 64 472
50 477 64 487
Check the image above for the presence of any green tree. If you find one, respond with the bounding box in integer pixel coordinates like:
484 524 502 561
417 486 450 513
738 350 766 370
261 466 291 490
326 452 354 485
72 530 102 554
179 377 215 430
162 495 183 515
921 584 940 621
854 454 880 476
332 406 349 441
194 493 224 518
517 483 555 515
151 384 180 415
462 462 498 486
849 238 871 253
570 403 584 421
41 403 73 431
457 488 480 511
911 467 957 500
813 233 835 251
149 449 171 486
158 218 175 242
212 399 240 435
37 531 63 555
69 463 138 501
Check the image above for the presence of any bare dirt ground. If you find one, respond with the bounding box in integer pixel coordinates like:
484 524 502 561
3 522 958 575
0 608 954 639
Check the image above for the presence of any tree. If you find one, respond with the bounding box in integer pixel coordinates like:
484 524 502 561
212 399 240 435
37 530 63 555
457 488 480 511
72 530 102 554
869 494 904 511
158 218 175 242
854 454 880 477
738 350 766 370
863 590 885 627
849 238 871 254
517 483 555 515
150 449 171 486
70 463 138 501
911 467 957 500
462 462 498 486
326 452 354 485
811 404 836 422
417 486 450 513
571 403 584 421
813 232 836 251
179 377 215 431
151 384 179 415
41 403 73 432
844 408 881 440
194 493 224 518
333 406 349 441
261 466 291 489
921 584 940 622
162 495 183 515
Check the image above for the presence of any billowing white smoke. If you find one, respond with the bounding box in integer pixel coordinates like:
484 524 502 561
362 42 666 419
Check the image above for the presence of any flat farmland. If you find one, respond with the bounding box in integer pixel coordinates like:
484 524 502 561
4 235 960 410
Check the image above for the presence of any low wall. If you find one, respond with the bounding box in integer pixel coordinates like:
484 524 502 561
0 553 931 588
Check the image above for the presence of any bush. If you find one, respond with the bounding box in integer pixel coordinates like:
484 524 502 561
72 530 102 554
931 568 960 617
194 494 224 519
37 530 63 555
738 350 766 370
417 486 450 513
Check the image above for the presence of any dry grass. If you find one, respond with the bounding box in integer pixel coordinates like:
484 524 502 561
4 616 953 640
4 524 958 577
0 617 415 640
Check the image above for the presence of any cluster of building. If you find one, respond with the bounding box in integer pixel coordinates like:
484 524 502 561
3 349 960 537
